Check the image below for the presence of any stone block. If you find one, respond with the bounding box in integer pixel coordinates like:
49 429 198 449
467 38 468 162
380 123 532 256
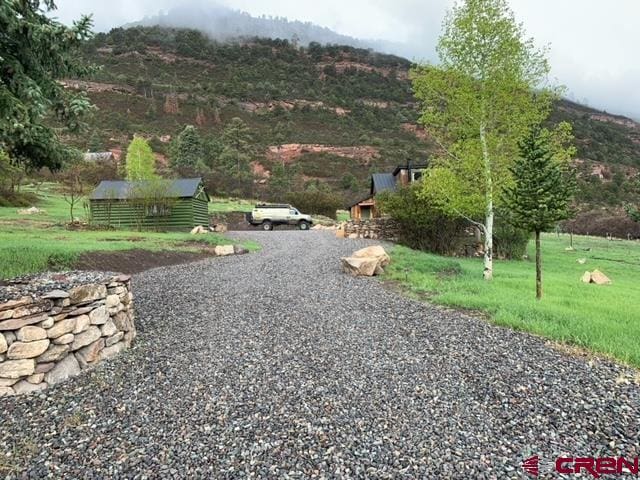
0 313 49 331
105 331 124 347
27 373 45 384
7 339 50 359
71 326 101 351
0 297 32 312
11 300 53 319
35 362 55 374
17 326 47 342
42 290 70 299
0 386 15 396
101 320 117 337
105 294 120 308
45 354 80 385
37 344 70 363
89 306 109 325
76 338 105 365
47 317 76 339
100 342 126 361
74 315 90 333
68 284 107 305
39 317 54 328
0 359 36 379
13 380 47 394
53 333 75 345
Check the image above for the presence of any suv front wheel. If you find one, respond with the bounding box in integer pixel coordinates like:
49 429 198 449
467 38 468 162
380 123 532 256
262 221 273 231
298 221 310 231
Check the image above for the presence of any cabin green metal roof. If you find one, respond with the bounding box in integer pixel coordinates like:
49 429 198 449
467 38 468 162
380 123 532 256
90 178 205 200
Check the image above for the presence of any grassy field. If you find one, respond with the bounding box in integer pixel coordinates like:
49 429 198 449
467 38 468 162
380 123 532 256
208 197 255 214
385 234 640 367
0 184 258 278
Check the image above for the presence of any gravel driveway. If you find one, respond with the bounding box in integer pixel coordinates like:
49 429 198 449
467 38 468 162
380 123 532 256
1 231 639 478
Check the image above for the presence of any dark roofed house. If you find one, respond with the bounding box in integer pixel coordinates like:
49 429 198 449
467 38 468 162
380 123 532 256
349 163 427 219
89 177 209 230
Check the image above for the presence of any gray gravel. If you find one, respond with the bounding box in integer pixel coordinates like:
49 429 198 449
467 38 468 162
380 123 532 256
0 271 116 303
1 231 639 479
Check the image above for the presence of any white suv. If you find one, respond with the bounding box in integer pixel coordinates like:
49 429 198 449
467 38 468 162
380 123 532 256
247 204 313 231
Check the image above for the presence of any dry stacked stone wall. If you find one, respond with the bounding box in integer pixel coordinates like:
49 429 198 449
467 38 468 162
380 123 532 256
0 271 136 396
344 218 400 241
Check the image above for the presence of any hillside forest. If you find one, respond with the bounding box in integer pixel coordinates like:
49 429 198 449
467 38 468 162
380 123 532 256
5 25 640 235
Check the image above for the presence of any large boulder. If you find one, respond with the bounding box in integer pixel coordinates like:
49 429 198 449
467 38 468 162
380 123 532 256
341 256 382 277
590 269 612 285
351 245 391 268
190 225 208 235
214 245 235 256
341 245 390 277
581 269 612 285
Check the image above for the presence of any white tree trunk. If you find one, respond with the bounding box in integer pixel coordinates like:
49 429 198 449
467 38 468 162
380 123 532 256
480 123 493 280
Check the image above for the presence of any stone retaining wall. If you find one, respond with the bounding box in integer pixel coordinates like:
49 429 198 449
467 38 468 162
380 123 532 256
343 218 400 241
0 273 136 396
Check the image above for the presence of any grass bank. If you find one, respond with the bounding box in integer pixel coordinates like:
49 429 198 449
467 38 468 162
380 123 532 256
385 234 640 367
0 184 259 278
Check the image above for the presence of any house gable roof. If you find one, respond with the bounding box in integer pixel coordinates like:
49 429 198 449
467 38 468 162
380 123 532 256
371 173 397 195
391 164 429 176
90 178 206 200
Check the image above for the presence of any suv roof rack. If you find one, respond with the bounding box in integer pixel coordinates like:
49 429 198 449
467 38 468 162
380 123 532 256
255 203 291 208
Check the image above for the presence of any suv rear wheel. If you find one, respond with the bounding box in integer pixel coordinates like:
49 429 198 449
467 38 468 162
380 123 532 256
298 221 310 231
262 221 273 231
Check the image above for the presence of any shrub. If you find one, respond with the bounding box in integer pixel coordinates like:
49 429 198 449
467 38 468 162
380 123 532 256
561 208 640 239
490 208 530 260
285 191 342 219
493 222 530 259
377 185 467 255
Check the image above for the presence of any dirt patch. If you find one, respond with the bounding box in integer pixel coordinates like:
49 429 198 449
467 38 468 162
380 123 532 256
267 144 379 164
74 249 215 274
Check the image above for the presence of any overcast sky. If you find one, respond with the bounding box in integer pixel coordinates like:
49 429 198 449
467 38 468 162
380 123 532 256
52 0 640 120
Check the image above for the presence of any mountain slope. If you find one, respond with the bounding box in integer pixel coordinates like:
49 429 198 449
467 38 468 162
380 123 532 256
68 26 640 210
127 1 405 58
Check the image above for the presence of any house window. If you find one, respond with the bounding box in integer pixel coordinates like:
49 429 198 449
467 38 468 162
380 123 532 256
145 204 171 217
411 170 425 182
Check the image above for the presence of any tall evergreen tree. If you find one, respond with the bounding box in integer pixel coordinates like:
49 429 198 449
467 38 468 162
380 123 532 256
125 137 156 181
625 203 640 223
222 118 253 156
0 1 95 170
503 127 576 299
221 117 254 175
171 125 204 170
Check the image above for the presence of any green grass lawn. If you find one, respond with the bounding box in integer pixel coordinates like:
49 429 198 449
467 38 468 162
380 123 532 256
385 234 640 367
0 184 259 278
336 210 350 222
208 197 255 214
